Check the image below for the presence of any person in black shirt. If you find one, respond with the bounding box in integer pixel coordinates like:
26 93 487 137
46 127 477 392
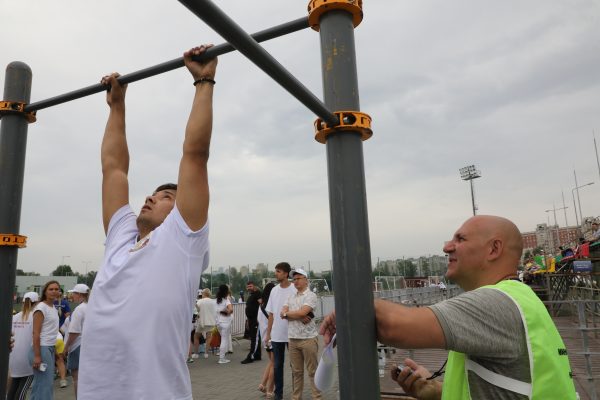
242 281 263 364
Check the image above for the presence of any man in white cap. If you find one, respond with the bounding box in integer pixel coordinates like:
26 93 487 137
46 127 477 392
281 268 321 400
65 283 90 398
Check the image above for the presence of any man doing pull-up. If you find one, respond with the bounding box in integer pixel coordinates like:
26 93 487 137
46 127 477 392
78 44 217 400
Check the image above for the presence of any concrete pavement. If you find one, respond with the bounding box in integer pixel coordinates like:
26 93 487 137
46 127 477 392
50 338 340 400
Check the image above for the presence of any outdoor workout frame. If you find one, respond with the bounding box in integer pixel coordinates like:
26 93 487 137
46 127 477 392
0 1 379 398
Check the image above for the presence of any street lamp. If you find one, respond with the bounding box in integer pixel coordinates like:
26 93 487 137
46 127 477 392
459 165 482 216
571 182 594 227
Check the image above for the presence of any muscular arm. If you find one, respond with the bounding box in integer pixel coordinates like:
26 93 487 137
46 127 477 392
177 45 218 231
101 74 129 234
375 299 446 349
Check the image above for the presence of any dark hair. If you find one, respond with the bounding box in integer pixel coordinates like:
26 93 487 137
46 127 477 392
154 183 177 193
216 284 229 304
40 280 60 302
261 282 276 308
247 281 255 286
275 262 291 277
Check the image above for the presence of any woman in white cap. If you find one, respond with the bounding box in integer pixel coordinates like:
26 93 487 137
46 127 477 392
7 291 39 400
29 280 61 400
64 283 90 398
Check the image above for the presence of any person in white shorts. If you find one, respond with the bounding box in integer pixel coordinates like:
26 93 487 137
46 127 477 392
78 44 218 400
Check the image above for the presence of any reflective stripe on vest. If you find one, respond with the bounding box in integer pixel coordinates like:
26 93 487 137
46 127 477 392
441 280 577 400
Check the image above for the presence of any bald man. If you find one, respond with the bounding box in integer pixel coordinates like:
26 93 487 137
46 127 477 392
320 215 577 399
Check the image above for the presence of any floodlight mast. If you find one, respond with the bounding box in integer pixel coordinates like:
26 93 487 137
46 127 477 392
459 164 481 216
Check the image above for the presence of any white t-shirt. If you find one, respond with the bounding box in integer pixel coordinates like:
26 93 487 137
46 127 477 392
265 283 297 342
10 311 34 377
196 297 216 328
33 302 59 346
78 205 210 400
67 302 87 350
215 298 232 324
285 288 318 339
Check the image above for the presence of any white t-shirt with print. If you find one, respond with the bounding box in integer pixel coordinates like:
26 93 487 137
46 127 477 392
78 205 210 400
285 288 318 339
33 302 59 346
10 311 34 377
265 283 297 342
67 302 87 350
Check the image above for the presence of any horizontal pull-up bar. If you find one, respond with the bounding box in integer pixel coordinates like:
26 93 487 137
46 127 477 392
24 16 309 113
177 0 340 127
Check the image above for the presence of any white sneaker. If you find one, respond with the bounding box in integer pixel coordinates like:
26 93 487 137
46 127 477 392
191 353 199 359
218 359 231 364
60 379 68 388
204 352 209 359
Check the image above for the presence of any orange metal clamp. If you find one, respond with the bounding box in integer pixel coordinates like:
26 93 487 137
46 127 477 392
314 110 372 144
307 0 363 32
0 101 37 123
0 233 28 248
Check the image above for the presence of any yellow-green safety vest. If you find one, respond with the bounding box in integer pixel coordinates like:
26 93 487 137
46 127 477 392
441 280 577 399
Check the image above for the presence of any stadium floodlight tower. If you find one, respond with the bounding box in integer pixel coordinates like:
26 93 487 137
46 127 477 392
459 164 482 216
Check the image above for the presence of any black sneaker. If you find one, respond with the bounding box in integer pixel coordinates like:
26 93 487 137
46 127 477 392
240 358 253 364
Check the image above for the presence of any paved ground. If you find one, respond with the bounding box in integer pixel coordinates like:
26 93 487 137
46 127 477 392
50 338 341 399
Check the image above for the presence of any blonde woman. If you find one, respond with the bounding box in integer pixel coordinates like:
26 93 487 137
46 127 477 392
8 292 39 400
194 288 216 358
29 280 60 399
64 284 90 398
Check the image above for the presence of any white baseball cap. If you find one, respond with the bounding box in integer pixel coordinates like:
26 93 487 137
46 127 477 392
68 283 90 294
292 268 308 278
23 292 39 302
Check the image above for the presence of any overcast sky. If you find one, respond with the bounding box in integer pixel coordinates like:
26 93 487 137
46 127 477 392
2 0 599 275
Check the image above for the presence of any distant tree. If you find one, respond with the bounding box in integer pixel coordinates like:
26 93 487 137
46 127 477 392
532 246 544 256
77 271 97 288
51 264 76 276
16 269 40 276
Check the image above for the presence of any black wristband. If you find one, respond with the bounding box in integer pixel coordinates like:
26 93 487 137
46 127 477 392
193 77 216 86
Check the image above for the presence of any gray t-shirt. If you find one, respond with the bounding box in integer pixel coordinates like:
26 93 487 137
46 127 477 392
429 287 530 399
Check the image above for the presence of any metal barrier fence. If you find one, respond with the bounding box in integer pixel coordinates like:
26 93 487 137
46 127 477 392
374 285 462 305
230 285 462 338
543 299 600 400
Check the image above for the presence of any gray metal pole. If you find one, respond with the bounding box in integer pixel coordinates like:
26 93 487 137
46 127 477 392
318 10 380 399
572 188 580 227
176 0 339 127
574 170 584 225
25 17 309 112
562 190 569 227
470 179 476 216
0 61 32 397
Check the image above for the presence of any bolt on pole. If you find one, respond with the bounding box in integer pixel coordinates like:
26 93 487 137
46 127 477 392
0 61 32 398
